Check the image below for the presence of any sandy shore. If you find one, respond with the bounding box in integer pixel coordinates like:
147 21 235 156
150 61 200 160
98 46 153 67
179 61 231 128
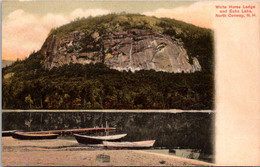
2 137 213 166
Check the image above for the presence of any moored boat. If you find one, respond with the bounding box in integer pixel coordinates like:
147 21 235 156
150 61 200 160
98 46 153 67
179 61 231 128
74 133 127 145
12 132 59 140
103 140 156 149
16 127 116 136
2 130 17 137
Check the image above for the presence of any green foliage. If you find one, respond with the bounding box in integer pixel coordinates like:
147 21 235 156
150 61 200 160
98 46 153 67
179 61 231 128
3 62 213 110
25 94 33 108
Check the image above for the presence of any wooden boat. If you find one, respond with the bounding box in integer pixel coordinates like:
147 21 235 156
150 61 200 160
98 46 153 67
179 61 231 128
2 130 17 137
20 127 116 136
103 140 156 149
74 133 127 144
12 132 59 140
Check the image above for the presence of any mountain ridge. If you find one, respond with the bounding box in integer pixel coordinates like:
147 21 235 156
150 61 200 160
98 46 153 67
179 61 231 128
40 14 213 73
2 60 14 68
41 28 202 73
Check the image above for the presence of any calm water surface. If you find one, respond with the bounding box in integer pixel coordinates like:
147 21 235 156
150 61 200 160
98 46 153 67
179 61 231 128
142 149 214 163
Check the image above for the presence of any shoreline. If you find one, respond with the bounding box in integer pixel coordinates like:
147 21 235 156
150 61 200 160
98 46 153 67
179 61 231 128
2 137 214 166
136 150 214 166
2 109 214 113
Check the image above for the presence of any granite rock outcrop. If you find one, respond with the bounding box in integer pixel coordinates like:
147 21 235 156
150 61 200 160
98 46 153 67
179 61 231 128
41 29 201 73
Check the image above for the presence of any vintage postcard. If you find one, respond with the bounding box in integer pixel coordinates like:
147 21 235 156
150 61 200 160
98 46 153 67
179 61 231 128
1 0 259 166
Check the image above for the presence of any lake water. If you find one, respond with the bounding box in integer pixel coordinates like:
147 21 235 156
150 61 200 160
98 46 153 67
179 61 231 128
2 110 214 161
142 149 214 163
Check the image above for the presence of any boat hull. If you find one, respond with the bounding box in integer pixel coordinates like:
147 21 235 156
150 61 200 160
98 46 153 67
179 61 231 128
2 130 17 137
12 132 59 140
103 140 156 149
22 127 116 136
74 134 127 145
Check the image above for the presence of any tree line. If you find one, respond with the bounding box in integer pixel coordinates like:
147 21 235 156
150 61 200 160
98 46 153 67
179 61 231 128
3 55 213 110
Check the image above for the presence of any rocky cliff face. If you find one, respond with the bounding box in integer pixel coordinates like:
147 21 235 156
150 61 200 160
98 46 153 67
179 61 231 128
41 29 201 73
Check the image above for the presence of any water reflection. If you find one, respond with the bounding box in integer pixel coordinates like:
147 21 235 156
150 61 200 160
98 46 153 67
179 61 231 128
142 149 214 163
170 149 200 159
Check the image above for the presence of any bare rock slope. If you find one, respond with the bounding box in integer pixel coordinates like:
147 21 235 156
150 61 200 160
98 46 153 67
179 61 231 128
41 29 201 73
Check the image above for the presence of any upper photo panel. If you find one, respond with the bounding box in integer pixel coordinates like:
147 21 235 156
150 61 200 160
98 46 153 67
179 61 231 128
2 1 214 110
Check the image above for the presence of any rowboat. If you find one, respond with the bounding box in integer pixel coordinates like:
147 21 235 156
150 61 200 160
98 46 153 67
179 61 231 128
2 130 17 137
74 133 127 145
103 140 156 149
12 132 59 140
